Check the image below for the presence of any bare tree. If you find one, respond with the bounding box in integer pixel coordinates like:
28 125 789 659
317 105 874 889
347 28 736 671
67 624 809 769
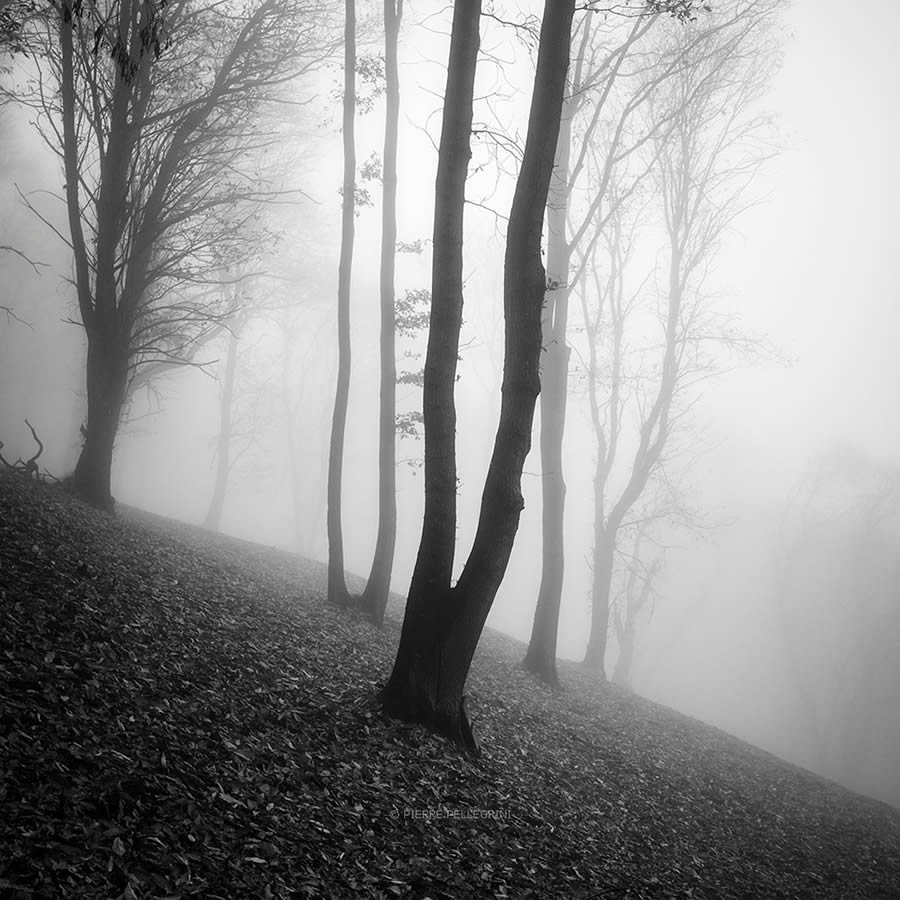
579 0 779 675
382 0 576 753
16 0 336 510
610 523 663 688
524 2 694 685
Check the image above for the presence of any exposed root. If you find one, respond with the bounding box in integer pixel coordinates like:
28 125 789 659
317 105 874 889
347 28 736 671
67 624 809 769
0 419 55 482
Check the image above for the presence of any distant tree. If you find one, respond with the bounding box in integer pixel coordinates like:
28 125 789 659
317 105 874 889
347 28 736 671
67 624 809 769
15 0 336 511
610 524 663 689
360 0 403 626
326 0 357 605
524 2 699 685
580 0 779 675
382 0 576 753
203 304 246 532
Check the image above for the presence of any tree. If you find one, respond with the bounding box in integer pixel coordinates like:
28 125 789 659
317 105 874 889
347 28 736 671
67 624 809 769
203 307 245 532
523 0 720 684
524 8 660 685
326 0 357 605
360 0 403 626
18 0 335 510
580 0 779 675
610 524 663 688
382 0 576 753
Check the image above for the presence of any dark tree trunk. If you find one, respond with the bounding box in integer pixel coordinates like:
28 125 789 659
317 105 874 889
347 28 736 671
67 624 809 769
361 0 403 627
383 0 576 753
204 326 239 531
381 0 481 742
327 0 356 607
61 1 132 513
523 109 574 686
71 329 127 513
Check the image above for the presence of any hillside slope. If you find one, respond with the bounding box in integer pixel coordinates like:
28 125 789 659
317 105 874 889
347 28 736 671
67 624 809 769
1 470 899 899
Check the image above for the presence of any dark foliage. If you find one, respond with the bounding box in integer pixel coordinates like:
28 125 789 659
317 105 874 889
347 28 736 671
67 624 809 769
1 470 899 898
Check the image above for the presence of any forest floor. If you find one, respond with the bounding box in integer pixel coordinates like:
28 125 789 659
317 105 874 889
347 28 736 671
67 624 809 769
1 471 899 899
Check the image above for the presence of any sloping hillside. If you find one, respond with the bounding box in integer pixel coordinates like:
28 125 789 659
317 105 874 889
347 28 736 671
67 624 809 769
2 470 899 899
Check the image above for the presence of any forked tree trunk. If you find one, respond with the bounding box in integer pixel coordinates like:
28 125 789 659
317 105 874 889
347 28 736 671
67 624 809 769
204 327 239 531
361 0 403 626
327 0 356 607
383 0 575 753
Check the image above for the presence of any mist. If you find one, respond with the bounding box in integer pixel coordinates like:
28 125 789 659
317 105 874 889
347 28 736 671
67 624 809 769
2 0 898 816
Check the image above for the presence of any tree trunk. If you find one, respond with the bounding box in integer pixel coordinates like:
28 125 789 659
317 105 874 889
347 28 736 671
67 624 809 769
327 0 356 607
383 0 575 753
71 329 127 513
381 0 481 742
612 624 635 688
583 508 616 675
523 108 574 686
204 327 239 531
361 0 402 626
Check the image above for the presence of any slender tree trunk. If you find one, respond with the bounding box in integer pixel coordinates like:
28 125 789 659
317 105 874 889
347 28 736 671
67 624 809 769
612 622 635 688
383 0 575 753
523 109 574 685
204 327 239 531
389 0 480 634
362 0 403 626
583 500 616 674
327 0 356 606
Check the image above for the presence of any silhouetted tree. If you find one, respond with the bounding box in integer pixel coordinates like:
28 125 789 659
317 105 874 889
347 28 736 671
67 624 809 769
17 0 335 510
382 0 576 752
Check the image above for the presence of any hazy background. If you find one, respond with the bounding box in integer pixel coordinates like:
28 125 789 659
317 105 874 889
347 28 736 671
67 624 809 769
1 0 898 807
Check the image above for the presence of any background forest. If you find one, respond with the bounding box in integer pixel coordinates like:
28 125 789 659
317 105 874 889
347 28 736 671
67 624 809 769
1 0 898 809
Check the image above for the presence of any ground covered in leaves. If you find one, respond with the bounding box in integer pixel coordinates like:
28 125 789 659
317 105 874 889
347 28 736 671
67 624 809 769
1 472 899 899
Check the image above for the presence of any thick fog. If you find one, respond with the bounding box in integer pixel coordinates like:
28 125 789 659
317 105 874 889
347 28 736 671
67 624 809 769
2 0 898 809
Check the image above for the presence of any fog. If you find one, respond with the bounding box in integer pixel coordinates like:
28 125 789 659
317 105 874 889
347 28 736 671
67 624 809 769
2 0 898 809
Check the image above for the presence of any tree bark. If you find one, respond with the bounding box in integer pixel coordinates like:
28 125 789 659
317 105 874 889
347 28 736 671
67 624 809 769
61 0 132 512
204 326 239 531
583 510 616 675
383 0 575 753
522 105 574 686
381 0 481 743
327 0 356 606
612 629 634 688
361 0 402 626
71 329 128 512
